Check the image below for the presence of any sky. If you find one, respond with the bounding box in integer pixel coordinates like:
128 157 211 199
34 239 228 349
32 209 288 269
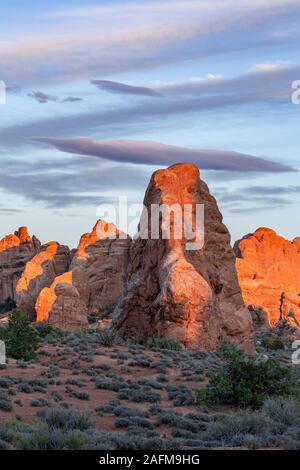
0 0 300 248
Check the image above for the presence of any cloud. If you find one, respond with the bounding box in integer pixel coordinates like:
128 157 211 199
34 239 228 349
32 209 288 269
32 137 295 173
244 185 300 195
1 60 295 154
0 155 149 209
28 91 58 103
28 91 82 104
213 184 300 215
248 62 288 73
61 96 83 103
0 205 23 215
156 63 300 99
1 0 300 87
91 80 163 97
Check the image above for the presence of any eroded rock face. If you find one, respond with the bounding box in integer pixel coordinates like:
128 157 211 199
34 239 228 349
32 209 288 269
16 241 70 317
114 163 253 352
0 227 41 304
70 220 131 314
35 221 130 329
235 227 300 327
37 277 88 331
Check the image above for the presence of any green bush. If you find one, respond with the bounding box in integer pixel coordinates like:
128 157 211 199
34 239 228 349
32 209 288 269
196 342 296 409
0 298 16 315
148 338 183 351
34 323 64 340
0 309 40 361
261 335 285 350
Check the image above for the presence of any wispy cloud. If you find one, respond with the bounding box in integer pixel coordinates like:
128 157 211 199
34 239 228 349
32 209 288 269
156 63 300 98
0 155 148 208
214 184 300 214
32 137 296 173
28 91 57 103
28 91 82 104
1 61 298 154
91 80 162 97
1 0 300 87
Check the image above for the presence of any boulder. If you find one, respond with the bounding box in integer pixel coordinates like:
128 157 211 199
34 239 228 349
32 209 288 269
113 163 253 352
16 241 70 317
0 227 40 304
235 227 300 327
37 279 88 331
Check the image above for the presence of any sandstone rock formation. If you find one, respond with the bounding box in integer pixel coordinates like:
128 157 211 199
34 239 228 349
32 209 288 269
235 227 300 327
16 241 70 317
35 220 130 329
113 163 253 352
36 273 88 331
0 227 40 305
70 220 131 314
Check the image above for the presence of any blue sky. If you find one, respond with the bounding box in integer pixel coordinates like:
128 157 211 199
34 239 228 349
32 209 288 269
0 0 300 247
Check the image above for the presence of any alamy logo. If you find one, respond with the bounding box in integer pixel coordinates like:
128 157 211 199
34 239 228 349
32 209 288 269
291 340 300 364
291 80 300 105
0 81 6 105
0 341 6 365
96 197 205 251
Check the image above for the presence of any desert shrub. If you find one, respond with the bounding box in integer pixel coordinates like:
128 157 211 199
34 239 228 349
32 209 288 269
30 398 52 407
0 377 13 389
18 383 33 393
0 399 12 412
148 338 183 351
65 386 90 400
51 391 63 403
37 407 93 431
35 323 64 340
132 356 153 368
204 412 276 448
15 422 90 450
96 329 115 347
0 309 40 361
0 438 9 450
282 427 300 450
262 397 300 426
65 378 86 388
95 377 125 392
137 378 163 390
196 342 296 409
115 416 154 430
113 406 150 419
118 388 161 403
261 335 285 350
42 365 60 378
65 429 92 450
166 384 195 406
157 411 207 433
16 360 28 369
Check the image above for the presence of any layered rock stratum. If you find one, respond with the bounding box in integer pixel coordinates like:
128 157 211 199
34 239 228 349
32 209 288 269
235 227 300 327
0 227 40 305
113 163 253 351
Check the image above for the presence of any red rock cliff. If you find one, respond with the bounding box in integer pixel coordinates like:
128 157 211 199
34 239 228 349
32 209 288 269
235 227 300 327
0 227 40 304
